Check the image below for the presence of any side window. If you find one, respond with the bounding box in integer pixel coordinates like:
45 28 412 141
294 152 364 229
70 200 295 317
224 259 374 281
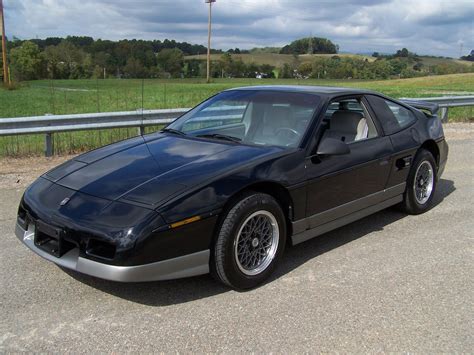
321 98 378 144
324 99 363 118
365 95 417 135
385 100 417 130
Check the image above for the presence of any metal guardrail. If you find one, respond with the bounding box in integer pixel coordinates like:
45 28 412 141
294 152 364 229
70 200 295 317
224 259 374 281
0 109 188 135
400 95 474 122
0 109 188 157
1 96 473 157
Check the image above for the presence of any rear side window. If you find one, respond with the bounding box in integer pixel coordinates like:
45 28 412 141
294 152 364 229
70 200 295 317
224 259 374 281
365 95 417 135
385 100 417 130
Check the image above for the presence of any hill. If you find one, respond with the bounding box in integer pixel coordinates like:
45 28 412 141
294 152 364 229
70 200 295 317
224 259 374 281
418 56 472 67
186 53 470 66
185 53 377 67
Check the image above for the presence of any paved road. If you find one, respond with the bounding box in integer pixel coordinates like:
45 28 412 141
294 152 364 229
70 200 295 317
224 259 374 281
1 126 473 352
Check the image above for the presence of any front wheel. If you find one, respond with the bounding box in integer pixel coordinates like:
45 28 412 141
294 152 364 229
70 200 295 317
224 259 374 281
212 193 286 290
400 149 437 215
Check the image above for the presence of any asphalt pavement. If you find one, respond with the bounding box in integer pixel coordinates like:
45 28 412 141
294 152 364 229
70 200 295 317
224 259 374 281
0 125 472 352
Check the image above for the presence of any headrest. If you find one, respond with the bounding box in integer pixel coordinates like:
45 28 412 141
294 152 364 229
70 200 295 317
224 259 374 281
330 110 364 134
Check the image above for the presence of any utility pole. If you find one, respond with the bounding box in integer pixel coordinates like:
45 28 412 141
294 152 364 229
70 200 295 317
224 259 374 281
205 0 216 83
0 0 10 86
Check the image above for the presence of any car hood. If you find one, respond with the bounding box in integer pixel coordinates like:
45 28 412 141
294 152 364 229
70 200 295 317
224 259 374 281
44 133 283 208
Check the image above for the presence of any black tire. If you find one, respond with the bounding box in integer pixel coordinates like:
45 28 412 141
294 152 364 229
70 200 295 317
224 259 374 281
212 193 286 290
400 149 437 215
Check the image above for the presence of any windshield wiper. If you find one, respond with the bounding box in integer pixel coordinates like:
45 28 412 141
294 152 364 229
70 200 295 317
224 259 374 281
196 133 242 143
161 128 186 136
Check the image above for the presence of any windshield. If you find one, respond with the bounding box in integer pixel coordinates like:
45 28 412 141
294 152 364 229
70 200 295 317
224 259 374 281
166 90 320 148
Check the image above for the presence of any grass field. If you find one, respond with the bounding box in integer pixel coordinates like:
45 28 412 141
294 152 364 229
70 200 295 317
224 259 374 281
0 73 473 156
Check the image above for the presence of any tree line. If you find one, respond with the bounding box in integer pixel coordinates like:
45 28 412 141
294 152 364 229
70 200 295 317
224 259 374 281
281 50 474 80
2 35 339 81
4 36 224 81
2 36 472 82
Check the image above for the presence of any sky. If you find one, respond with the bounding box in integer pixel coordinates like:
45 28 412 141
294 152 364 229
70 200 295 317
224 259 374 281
3 0 474 58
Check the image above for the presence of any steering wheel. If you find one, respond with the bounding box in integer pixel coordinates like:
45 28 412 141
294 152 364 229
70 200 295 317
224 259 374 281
275 128 301 145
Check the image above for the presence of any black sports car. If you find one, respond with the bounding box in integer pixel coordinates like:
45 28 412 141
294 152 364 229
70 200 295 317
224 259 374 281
16 86 448 289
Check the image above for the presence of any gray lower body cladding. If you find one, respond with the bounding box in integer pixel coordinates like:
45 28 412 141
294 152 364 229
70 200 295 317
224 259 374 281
15 222 210 282
291 183 406 245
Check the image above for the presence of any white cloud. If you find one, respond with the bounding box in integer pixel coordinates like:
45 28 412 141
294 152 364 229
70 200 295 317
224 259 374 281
3 0 474 57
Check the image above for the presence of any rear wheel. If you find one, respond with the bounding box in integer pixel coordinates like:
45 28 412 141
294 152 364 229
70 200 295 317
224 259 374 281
400 149 437 215
212 193 286 290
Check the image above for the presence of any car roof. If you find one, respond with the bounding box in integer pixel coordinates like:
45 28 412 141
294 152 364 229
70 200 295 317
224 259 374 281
227 85 376 97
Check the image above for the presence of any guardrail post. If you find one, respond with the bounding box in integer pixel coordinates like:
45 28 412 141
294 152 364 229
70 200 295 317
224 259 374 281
138 125 145 136
45 133 53 157
440 107 449 123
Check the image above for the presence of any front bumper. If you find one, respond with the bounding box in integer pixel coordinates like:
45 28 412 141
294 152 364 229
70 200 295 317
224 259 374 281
15 222 209 282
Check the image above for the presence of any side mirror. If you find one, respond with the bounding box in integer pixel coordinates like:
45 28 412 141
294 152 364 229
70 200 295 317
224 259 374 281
316 137 350 156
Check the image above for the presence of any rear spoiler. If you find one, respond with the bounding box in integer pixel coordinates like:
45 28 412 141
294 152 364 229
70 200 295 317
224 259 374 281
399 99 439 116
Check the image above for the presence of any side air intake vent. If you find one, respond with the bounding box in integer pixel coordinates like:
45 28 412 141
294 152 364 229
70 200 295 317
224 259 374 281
86 239 116 260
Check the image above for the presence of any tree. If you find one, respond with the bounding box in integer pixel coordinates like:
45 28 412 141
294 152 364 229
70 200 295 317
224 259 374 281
259 64 275 78
395 48 410 57
387 58 408 75
413 62 424 71
311 57 329 79
123 57 147 78
219 52 233 77
65 36 94 49
370 59 392 79
184 59 201 77
43 45 63 78
245 62 259 77
156 48 184 77
43 41 89 79
298 62 312 77
144 50 157 67
9 41 45 81
279 63 294 78
280 37 338 55
231 58 246 77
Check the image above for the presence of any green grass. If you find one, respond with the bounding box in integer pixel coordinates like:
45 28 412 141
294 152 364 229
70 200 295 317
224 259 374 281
1 73 473 157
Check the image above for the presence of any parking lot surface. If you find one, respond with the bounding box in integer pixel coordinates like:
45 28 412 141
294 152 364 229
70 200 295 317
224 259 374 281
0 123 473 352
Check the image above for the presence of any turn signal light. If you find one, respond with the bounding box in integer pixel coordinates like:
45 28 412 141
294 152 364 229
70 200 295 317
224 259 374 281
170 216 201 229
